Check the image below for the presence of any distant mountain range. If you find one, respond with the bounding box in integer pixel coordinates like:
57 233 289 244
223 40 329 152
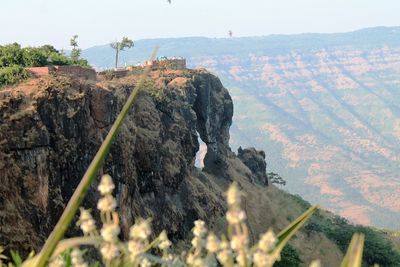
83 26 400 229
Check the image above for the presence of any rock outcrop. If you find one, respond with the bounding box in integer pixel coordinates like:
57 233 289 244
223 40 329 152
0 69 240 254
237 147 268 185
192 72 234 176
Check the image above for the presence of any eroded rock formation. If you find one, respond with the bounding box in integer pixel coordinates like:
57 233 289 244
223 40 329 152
0 69 256 254
237 147 268 185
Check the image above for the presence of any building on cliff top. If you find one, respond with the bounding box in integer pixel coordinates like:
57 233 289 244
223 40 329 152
144 57 186 70
27 66 97 81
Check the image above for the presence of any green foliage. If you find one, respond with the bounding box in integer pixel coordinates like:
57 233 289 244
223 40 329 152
61 249 72 267
22 48 47 67
70 35 83 64
110 37 134 68
0 42 89 87
0 66 30 87
0 44 70 68
286 192 400 266
273 244 302 267
10 251 22 266
138 77 166 101
0 43 24 67
5 250 35 267
267 172 286 186
182 69 196 77
307 213 400 266
288 194 312 210
110 37 134 52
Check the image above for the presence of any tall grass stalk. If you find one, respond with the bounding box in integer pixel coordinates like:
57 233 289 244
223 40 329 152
35 48 159 267
274 205 318 255
340 233 365 267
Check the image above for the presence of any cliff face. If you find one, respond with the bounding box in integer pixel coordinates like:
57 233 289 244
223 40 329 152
0 70 236 253
0 70 347 266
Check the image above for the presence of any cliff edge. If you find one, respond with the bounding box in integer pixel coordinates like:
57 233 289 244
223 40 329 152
0 69 344 266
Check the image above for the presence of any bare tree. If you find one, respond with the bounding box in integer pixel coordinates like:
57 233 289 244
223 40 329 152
110 37 134 68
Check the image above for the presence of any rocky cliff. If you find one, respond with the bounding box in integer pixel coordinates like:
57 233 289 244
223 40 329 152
0 69 233 252
0 69 357 266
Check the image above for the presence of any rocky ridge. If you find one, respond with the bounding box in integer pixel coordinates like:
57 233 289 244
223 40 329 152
0 69 361 266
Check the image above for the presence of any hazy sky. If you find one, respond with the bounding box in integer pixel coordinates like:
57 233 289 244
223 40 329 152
2 0 400 49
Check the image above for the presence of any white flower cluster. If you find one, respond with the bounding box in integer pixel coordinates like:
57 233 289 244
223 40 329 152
309 260 321 267
223 183 280 267
48 256 65 267
158 230 172 250
78 208 96 235
252 229 278 267
71 249 88 267
97 175 121 262
40 175 323 267
182 183 278 267
128 218 151 263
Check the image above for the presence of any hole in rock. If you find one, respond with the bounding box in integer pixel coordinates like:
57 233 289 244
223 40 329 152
195 131 207 168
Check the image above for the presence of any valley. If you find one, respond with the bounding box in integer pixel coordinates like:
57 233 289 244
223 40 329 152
83 27 400 228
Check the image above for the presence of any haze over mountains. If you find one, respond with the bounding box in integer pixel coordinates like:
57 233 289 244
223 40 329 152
83 26 400 229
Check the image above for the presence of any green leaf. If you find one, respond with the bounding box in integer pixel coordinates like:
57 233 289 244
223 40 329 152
273 205 318 256
340 233 365 267
10 250 22 266
21 237 102 267
62 249 72 267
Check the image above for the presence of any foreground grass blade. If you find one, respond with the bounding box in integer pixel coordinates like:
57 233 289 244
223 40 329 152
22 237 101 267
34 48 159 267
273 205 318 256
10 250 22 266
340 233 365 267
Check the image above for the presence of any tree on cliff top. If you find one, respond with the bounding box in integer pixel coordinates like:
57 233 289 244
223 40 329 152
110 37 134 69
69 35 89 66
70 34 81 62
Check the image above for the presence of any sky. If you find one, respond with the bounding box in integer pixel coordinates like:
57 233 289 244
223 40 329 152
1 0 400 49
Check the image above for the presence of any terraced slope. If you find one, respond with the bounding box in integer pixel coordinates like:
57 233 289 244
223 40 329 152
83 27 400 229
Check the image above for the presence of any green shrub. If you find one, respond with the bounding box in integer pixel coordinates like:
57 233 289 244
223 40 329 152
273 244 302 267
0 43 24 67
308 213 400 266
138 77 166 101
288 192 400 266
0 44 76 68
289 194 312 210
0 66 30 87
0 43 90 87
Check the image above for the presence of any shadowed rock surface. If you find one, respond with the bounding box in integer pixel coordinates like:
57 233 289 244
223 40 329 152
0 69 236 253
237 146 268 185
